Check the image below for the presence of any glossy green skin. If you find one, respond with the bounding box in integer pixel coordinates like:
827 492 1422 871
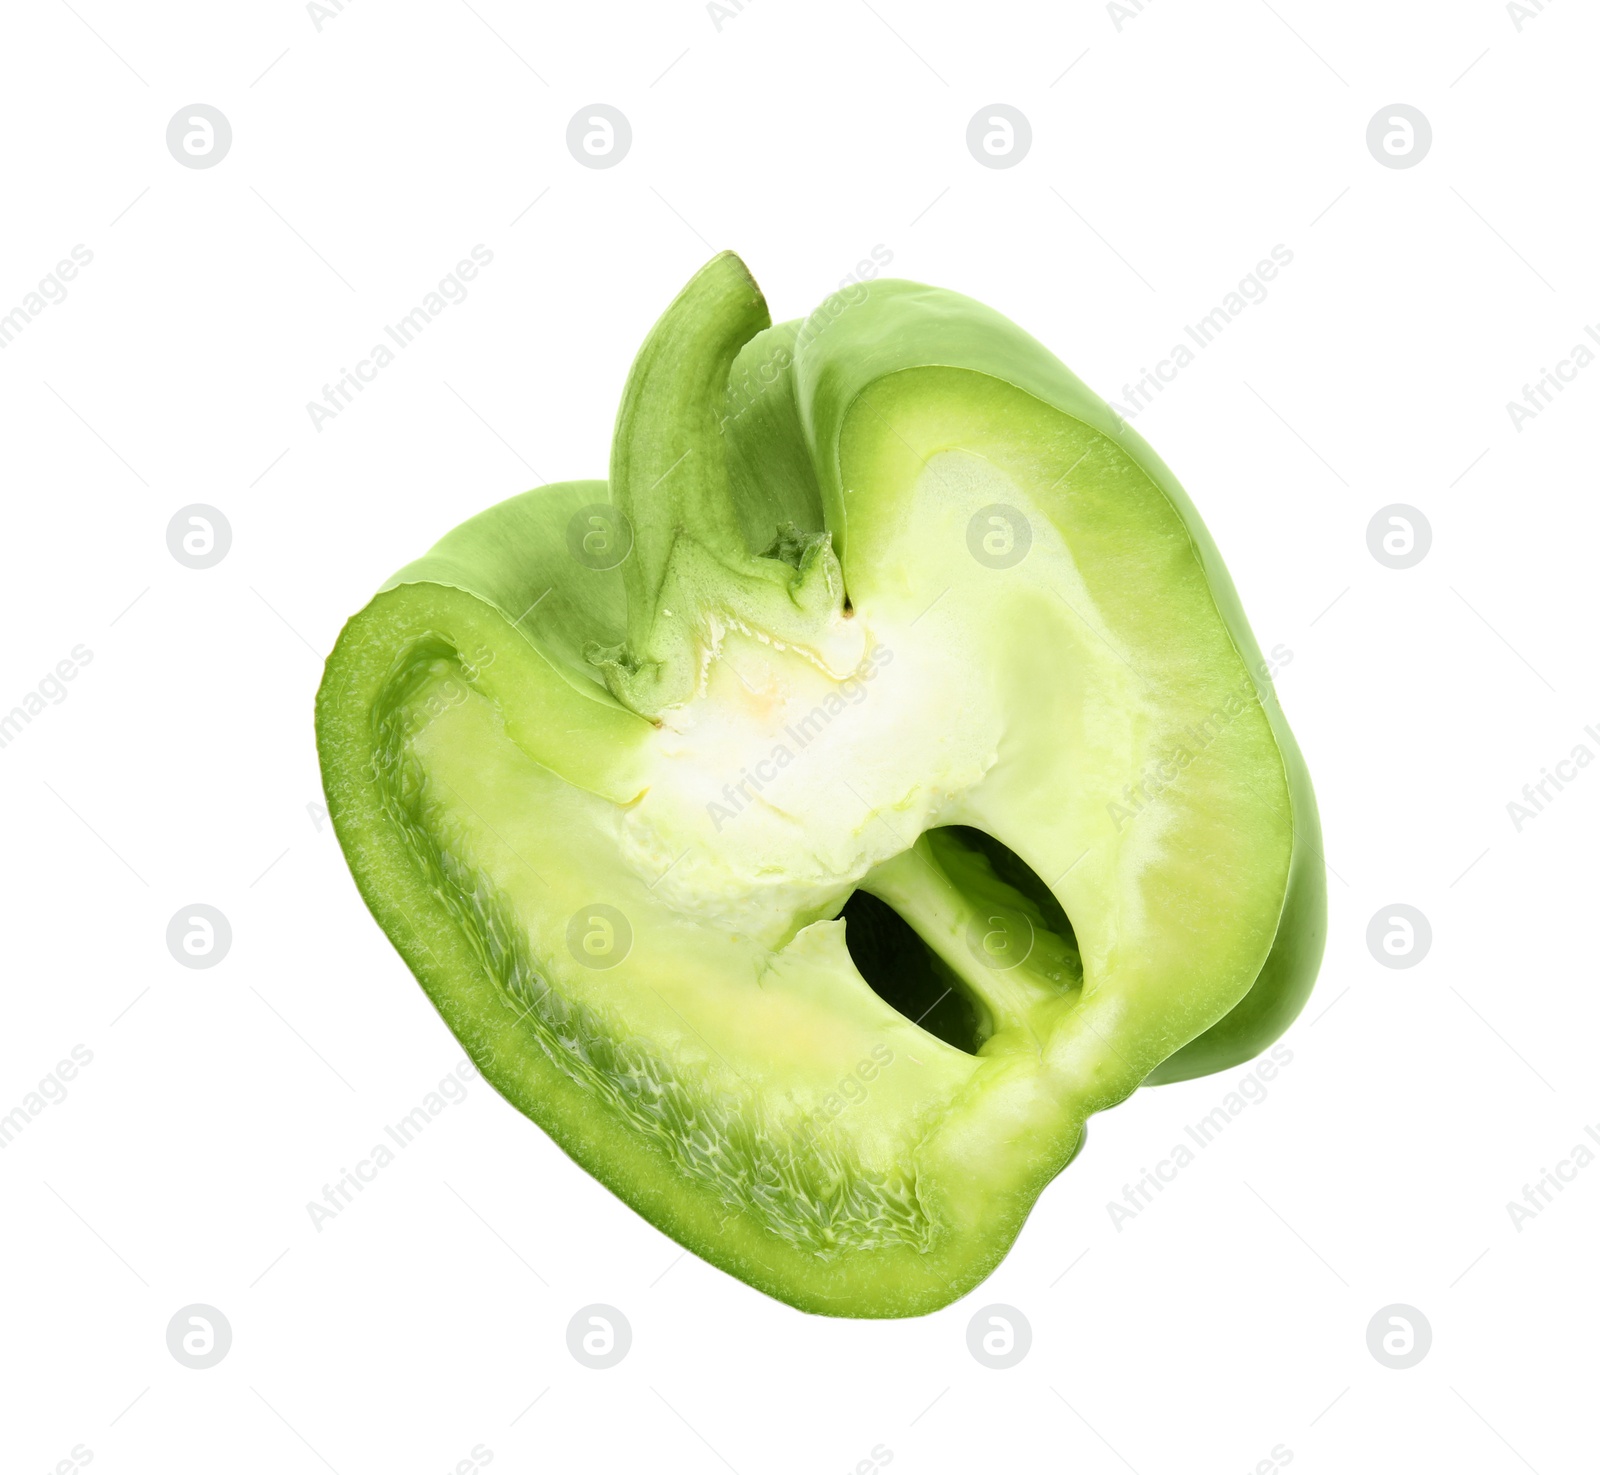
316 256 1325 1316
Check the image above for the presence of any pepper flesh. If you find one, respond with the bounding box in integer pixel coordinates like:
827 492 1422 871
315 253 1325 1317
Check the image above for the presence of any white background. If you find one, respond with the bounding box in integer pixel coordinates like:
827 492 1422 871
2 2 1596 1471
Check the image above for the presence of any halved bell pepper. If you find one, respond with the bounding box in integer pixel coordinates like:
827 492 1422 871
315 253 1324 1317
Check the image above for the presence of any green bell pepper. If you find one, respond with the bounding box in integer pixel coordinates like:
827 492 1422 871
315 252 1324 1318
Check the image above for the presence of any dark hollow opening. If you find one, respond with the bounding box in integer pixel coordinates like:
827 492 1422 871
841 827 1081 1055
944 825 1081 964
840 890 982 1055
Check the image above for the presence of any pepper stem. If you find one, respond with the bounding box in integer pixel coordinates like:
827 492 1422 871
590 253 852 718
